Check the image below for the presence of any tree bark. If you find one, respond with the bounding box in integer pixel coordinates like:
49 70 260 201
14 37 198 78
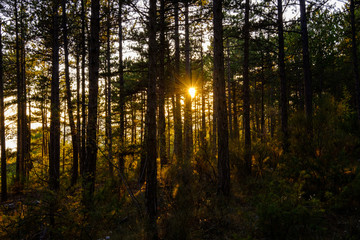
80 0 87 177
278 0 289 151
62 0 79 186
213 0 230 196
299 0 313 129
243 0 251 175
0 18 7 202
227 40 233 139
84 0 100 205
146 0 158 231
119 0 125 174
173 0 183 164
49 0 60 192
184 0 193 163
15 0 24 187
106 0 113 176
159 0 167 167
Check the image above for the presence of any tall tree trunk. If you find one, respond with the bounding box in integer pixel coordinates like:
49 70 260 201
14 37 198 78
0 19 7 202
62 0 79 186
159 0 167 167
84 0 100 206
184 0 193 163
278 0 289 151
20 1 29 182
173 0 183 163
299 0 312 129
146 0 158 233
200 30 206 149
80 0 87 177
350 0 360 121
243 0 251 175
76 54 81 184
213 0 230 196
260 53 265 142
119 0 125 174
106 0 113 176
232 82 239 140
227 40 233 139
15 0 24 187
49 0 60 192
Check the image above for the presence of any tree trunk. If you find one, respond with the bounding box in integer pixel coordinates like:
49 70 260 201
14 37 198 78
15 0 25 188
84 0 100 206
119 0 125 174
243 0 251 175
227 40 233 139
62 0 79 186
0 18 7 202
106 0 113 176
213 0 230 196
184 0 193 163
49 0 60 192
278 0 289 151
260 53 265 142
299 0 312 129
80 0 87 177
146 0 158 233
200 30 207 149
173 0 183 163
159 0 167 167
350 0 360 121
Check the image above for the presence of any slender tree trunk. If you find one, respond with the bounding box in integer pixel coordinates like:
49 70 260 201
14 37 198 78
146 0 158 233
350 0 360 121
49 0 60 192
15 0 24 187
299 0 312 129
0 19 7 202
227 40 233 139
159 0 167 167
233 82 239 140
173 0 183 164
20 1 29 182
84 0 100 206
80 0 87 177
278 0 289 151
213 0 230 196
243 0 251 175
200 31 206 149
184 0 193 163
260 53 265 142
76 54 81 184
62 0 79 186
119 0 125 174
106 0 113 176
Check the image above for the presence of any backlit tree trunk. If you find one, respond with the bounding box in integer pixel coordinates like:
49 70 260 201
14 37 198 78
278 0 289 151
173 0 183 163
49 0 60 192
243 0 251 175
146 0 158 233
84 0 100 205
299 0 313 129
0 18 7 202
213 0 230 195
62 0 79 186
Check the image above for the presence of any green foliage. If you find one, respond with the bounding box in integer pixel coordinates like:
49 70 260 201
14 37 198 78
256 178 326 239
282 94 359 199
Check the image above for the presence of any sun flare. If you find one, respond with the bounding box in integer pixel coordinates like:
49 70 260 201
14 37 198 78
189 87 196 98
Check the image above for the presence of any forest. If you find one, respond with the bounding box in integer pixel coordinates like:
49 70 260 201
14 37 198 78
0 0 360 239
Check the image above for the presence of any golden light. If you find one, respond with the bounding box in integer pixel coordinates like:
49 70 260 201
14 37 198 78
189 87 196 98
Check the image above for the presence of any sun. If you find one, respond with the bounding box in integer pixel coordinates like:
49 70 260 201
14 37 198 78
189 87 196 98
